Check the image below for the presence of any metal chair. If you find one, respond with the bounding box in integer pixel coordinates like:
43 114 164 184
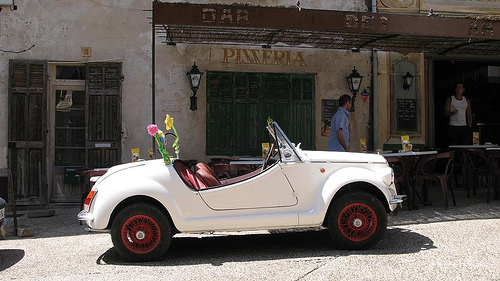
415 151 456 209
464 149 491 199
486 150 500 202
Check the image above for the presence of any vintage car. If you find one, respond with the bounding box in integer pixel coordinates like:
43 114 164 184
78 122 404 261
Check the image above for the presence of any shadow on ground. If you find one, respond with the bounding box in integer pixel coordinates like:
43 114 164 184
97 227 434 266
4 186 500 240
0 249 25 272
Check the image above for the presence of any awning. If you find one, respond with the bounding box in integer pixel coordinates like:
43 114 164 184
153 1 500 56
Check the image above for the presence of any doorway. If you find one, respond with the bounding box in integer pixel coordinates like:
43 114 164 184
49 65 87 202
48 63 123 203
433 60 500 149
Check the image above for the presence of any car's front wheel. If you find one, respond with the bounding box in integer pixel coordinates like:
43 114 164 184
327 191 387 250
111 203 172 262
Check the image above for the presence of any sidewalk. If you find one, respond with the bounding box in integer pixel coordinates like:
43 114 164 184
389 186 500 226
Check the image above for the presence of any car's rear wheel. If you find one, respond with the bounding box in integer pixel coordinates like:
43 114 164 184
111 203 172 261
327 191 387 250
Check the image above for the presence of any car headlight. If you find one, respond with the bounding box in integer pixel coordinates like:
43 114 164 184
382 167 395 186
390 168 395 186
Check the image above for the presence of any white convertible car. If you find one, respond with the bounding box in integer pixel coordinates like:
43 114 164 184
78 122 405 261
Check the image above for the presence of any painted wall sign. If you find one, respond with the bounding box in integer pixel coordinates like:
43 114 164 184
154 2 500 40
202 8 250 25
345 14 388 31
222 48 306 66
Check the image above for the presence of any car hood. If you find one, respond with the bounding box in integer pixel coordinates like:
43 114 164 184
301 150 387 164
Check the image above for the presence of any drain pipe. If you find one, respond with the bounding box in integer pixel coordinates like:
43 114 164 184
371 0 379 150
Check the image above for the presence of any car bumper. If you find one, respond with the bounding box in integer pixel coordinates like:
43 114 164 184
390 195 406 204
77 210 110 233
389 194 406 211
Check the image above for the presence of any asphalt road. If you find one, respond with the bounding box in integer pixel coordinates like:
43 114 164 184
1 188 500 281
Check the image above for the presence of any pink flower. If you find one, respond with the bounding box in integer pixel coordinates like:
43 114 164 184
147 124 158 136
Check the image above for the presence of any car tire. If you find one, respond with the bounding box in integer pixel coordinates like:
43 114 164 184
111 203 172 262
327 191 387 250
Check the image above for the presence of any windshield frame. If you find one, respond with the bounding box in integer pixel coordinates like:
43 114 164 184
266 122 304 164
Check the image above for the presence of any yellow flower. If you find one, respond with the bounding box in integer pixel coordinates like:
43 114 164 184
164 114 174 131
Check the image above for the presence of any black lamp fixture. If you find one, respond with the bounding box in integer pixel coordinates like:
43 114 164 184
186 62 203 111
346 66 363 112
403 71 414 90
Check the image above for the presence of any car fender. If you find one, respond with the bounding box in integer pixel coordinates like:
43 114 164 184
322 166 392 208
88 172 205 230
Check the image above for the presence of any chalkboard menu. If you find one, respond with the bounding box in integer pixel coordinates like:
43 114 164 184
397 98 417 131
321 99 339 136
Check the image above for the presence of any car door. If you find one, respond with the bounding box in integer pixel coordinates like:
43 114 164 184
199 163 297 210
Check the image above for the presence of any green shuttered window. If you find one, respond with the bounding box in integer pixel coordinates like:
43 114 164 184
207 72 315 156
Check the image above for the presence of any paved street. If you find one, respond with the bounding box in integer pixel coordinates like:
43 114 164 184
1 188 500 281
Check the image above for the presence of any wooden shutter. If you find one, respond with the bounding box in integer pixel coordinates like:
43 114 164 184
85 63 122 168
206 72 315 156
289 74 315 150
8 60 48 203
233 73 260 155
207 72 233 155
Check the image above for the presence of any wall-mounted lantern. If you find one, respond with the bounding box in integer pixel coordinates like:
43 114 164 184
186 62 203 111
403 71 414 90
346 66 363 112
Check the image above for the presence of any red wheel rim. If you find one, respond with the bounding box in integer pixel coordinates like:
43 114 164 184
121 215 161 254
337 203 377 242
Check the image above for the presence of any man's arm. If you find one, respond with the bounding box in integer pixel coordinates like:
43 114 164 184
336 128 348 151
443 97 456 116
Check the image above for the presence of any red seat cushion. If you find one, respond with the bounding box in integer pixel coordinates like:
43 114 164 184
195 163 221 187
173 160 207 190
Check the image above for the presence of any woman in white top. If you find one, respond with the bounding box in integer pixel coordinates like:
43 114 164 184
443 82 472 145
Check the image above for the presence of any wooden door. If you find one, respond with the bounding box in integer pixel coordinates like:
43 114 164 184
86 62 122 168
8 60 48 204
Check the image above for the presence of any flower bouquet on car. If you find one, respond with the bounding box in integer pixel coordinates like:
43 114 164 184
147 114 180 165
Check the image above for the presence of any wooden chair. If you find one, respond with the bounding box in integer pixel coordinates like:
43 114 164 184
415 151 456 209
386 156 412 210
486 150 500 202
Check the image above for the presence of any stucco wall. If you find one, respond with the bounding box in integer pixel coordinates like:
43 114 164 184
0 0 153 169
0 0 372 170
154 45 372 161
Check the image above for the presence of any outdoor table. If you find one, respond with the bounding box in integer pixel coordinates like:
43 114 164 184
449 144 499 149
486 147 500 151
382 150 438 209
381 151 438 157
